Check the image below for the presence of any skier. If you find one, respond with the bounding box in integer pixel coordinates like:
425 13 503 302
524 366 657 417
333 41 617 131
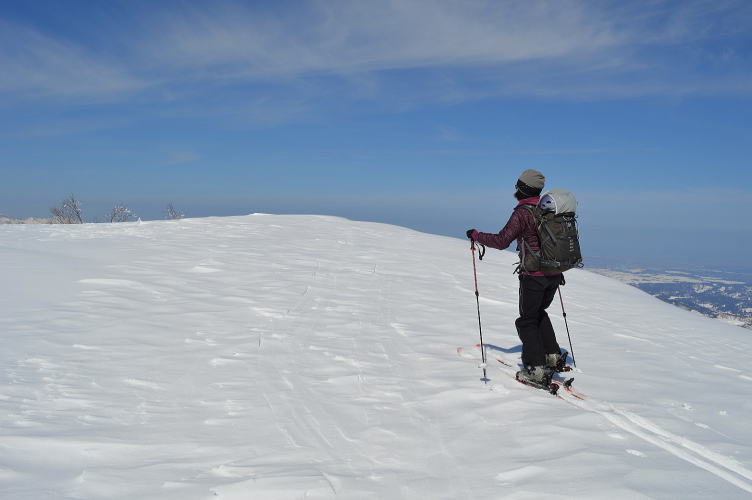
466 169 566 388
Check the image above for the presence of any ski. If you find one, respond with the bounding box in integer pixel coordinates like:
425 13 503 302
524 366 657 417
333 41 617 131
457 346 561 397
483 346 583 396
496 357 585 400
458 345 587 400
515 373 560 395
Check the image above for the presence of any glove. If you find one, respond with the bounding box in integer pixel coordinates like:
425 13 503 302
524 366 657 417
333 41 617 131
466 229 479 241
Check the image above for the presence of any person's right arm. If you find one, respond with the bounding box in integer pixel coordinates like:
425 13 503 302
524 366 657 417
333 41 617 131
475 209 523 251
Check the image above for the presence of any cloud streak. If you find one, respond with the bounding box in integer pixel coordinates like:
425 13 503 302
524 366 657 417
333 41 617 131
168 151 201 166
0 20 147 99
1 0 751 104
146 1 625 76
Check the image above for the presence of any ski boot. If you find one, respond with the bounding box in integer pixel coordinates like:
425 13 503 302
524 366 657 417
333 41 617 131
545 350 571 372
515 365 556 393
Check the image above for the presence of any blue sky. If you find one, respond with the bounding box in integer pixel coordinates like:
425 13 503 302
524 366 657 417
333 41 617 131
1 0 751 267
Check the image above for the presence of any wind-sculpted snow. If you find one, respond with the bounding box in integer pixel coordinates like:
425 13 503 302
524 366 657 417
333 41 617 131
1 215 751 499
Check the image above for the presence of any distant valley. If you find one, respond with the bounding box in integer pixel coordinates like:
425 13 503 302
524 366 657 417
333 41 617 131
588 265 752 330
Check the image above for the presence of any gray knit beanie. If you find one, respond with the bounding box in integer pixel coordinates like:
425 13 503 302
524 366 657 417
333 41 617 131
516 169 545 197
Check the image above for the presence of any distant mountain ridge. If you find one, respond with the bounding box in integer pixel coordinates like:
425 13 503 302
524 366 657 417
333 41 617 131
589 266 752 329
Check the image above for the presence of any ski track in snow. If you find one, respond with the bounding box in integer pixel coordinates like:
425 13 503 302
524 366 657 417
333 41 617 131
559 379 752 494
2 215 752 499
468 345 752 495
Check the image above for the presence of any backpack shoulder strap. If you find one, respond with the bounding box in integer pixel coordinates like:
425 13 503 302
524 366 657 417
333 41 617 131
515 204 540 271
518 203 542 228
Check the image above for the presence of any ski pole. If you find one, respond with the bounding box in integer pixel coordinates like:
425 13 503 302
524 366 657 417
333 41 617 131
557 286 576 368
470 240 489 383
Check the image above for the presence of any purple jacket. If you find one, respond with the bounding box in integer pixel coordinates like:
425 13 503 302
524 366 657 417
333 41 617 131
476 197 559 276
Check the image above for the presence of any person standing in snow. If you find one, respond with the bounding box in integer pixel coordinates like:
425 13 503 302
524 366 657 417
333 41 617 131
466 169 566 387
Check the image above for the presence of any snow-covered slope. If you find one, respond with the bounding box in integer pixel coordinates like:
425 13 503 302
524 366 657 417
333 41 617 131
2 215 751 499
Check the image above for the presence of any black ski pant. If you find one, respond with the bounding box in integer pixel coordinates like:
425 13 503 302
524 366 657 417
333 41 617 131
515 274 563 367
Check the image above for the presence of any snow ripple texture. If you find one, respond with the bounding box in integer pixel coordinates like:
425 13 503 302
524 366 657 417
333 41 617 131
1 214 751 499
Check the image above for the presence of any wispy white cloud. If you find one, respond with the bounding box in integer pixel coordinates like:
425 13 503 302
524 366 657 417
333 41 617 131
168 151 201 166
508 148 609 156
0 20 147 99
145 1 625 77
136 0 752 99
1 0 751 105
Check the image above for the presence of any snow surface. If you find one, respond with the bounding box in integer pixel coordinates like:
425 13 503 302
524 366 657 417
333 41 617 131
2 214 752 499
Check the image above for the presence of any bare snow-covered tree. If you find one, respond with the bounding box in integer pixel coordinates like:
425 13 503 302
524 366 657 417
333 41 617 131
109 204 137 223
50 194 83 224
165 203 185 220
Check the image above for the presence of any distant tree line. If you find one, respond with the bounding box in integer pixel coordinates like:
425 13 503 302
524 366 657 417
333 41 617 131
42 194 184 224
0 195 188 224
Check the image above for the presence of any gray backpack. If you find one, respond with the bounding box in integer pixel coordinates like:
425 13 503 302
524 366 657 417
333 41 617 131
519 189 583 274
